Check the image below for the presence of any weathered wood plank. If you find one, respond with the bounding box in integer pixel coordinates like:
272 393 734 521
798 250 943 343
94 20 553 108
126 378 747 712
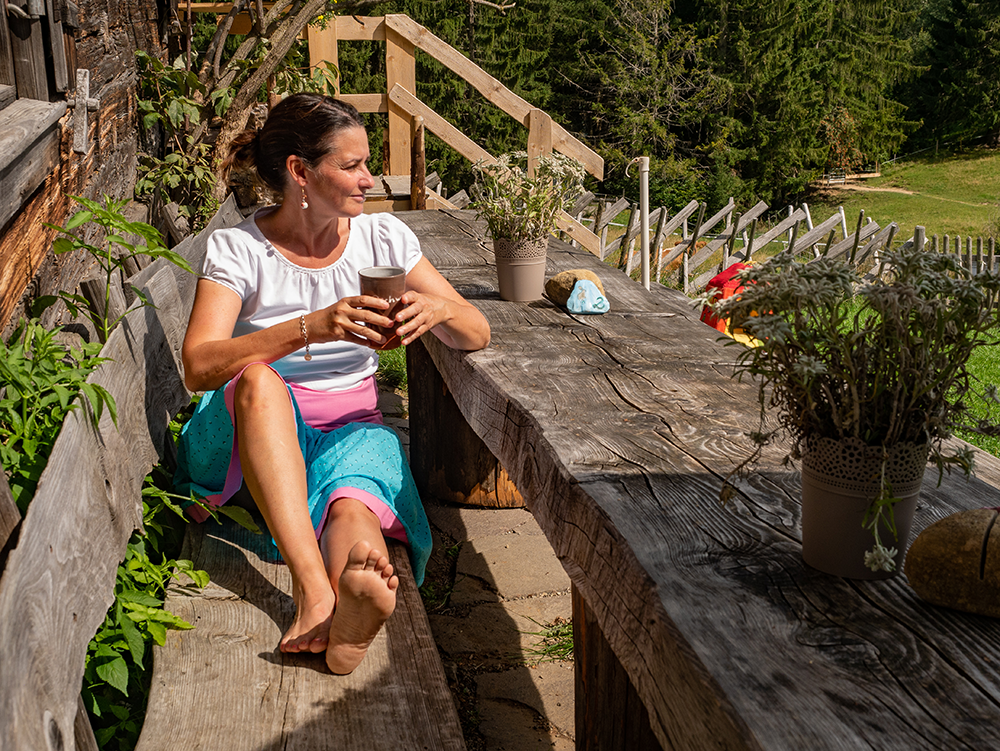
0 0 15 90
137 518 465 750
388 83 493 167
0 99 64 231
0 470 18 572
0 200 238 750
385 24 415 177
399 209 1000 751
8 16 49 100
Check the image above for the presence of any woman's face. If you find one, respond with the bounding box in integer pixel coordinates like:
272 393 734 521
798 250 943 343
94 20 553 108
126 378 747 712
305 126 375 218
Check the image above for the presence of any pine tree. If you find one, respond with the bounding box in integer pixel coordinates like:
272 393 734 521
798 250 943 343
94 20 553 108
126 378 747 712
904 0 1000 148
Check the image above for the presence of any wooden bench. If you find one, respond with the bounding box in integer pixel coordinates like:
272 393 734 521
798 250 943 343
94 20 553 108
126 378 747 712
0 197 464 750
399 208 1000 751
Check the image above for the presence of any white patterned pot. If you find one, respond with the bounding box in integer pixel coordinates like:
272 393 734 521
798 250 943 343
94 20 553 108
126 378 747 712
493 237 548 302
800 437 928 579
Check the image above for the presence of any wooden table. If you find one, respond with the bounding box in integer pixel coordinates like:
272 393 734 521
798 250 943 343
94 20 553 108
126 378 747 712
399 209 1000 751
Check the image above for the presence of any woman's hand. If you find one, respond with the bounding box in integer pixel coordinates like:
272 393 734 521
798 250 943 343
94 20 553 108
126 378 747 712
312 295 399 350
396 258 490 351
393 290 451 347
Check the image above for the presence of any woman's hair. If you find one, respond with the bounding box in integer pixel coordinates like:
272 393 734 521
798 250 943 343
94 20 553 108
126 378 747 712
221 94 366 194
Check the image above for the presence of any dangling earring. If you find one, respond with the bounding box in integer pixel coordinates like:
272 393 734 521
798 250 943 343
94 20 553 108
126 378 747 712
300 187 309 210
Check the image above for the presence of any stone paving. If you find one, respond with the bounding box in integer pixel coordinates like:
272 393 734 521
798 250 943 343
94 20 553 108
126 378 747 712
382 388 575 751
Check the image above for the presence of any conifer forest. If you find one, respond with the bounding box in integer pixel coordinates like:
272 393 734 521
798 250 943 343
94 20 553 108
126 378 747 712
337 0 1000 210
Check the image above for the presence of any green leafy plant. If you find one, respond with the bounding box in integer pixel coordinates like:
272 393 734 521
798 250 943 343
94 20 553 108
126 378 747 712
0 316 116 511
45 194 193 342
471 151 586 241
135 51 222 229
707 241 1000 571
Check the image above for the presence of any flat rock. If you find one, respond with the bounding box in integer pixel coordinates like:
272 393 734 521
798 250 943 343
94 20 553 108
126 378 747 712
426 500 544 542
478 662 576 738
457 534 571 600
478 699 574 751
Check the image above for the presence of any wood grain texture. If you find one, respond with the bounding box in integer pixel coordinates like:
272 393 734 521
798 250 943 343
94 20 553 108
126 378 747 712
399 209 1000 751
0 200 237 750
136 518 465 751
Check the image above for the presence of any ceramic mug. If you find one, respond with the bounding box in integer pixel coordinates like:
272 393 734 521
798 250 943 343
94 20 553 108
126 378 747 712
359 266 405 350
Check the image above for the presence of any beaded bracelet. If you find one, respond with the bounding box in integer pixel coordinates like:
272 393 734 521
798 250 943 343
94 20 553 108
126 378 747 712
299 314 312 361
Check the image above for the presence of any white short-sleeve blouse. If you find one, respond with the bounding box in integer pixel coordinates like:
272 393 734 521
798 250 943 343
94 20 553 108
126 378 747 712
201 208 423 392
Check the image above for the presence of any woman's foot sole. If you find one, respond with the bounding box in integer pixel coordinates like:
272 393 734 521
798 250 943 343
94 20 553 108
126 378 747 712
325 541 398 674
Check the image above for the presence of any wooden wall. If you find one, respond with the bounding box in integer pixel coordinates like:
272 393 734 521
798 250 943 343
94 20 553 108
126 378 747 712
0 0 163 335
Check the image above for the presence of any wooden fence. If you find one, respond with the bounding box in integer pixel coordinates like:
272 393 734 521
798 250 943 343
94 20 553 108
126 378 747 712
568 195 997 294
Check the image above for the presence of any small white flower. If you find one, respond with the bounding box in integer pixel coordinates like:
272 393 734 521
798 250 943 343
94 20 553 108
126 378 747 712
864 544 898 573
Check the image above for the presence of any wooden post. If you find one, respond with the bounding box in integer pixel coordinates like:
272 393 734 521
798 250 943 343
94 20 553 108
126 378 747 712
307 23 340 95
724 211 741 268
743 218 757 263
574 586 663 751
931 234 939 253
966 236 973 272
914 225 926 252
943 234 950 256
526 108 552 178
410 115 426 210
838 205 848 239
682 203 706 294
989 237 996 275
406 338 524 508
977 236 984 275
846 210 865 262
651 208 668 279
385 24 415 176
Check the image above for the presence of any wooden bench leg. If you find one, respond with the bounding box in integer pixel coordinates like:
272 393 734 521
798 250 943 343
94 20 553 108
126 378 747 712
573 585 664 751
406 338 523 508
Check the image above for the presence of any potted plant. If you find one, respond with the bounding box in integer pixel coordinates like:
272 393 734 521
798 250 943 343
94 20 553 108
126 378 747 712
471 151 586 301
707 242 1000 579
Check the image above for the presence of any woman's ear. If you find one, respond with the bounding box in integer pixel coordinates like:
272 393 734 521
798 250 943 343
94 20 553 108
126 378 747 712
286 154 309 187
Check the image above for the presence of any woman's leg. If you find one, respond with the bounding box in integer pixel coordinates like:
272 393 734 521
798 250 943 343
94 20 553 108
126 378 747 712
319 498 399 674
234 364 334 654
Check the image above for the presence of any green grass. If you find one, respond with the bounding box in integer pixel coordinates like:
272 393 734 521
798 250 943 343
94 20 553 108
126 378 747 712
805 147 1000 242
376 345 407 390
958 338 1000 459
521 618 573 663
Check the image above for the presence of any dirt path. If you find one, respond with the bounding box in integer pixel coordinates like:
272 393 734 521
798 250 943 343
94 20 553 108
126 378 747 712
815 182 989 208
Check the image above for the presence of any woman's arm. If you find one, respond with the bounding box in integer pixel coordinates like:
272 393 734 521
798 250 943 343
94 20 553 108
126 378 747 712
395 257 490 351
181 278 402 392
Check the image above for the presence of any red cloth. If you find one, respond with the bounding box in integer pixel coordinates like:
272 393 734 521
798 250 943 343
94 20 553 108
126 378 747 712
700 263 749 333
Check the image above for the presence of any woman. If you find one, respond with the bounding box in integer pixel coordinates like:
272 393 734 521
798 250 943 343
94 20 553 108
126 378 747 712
176 93 490 674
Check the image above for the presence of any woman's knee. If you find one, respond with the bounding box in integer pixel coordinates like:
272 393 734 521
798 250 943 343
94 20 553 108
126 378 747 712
327 497 379 527
234 364 289 414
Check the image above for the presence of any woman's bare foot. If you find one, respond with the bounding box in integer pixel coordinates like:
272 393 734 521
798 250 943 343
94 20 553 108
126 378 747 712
325 541 398 674
280 583 336 653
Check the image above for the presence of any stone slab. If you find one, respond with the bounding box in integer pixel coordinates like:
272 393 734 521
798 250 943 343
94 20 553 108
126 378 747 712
426 501 546 543
478 662 576 739
456 533 572 600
